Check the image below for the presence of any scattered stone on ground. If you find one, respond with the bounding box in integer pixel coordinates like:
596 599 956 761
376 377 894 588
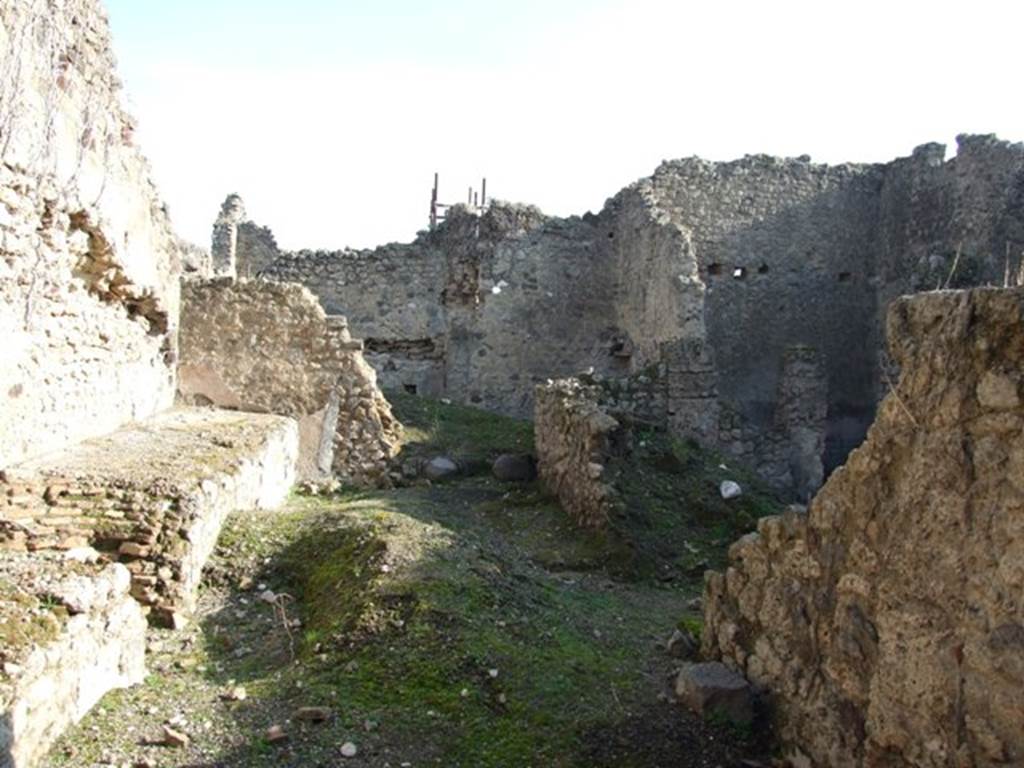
161 725 190 748
294 706 332 723
719 480 742 499
492 453 537 482
666 628 698 659
675 662 754 725
265 724 288 743
424 456 459 480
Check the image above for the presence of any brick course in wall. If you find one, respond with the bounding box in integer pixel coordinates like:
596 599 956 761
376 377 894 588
0 409 298 626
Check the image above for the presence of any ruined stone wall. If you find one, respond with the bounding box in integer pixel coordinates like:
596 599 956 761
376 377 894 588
235 221 280 278
534 378 626 529
445 209 621 415
0 555 146 768
223 135 1023 493
605 185 706 366
647 155 883 474
703 287 1024 767
0 0 183 469
877 136 1024 303
260 203 624 417
178 278 401 486
263 241 449 397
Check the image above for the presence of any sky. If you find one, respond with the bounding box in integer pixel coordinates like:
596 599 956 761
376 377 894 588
105 0 1023 251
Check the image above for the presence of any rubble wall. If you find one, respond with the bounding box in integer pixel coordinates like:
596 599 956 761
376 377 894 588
702 287 1024 767
263 242 449 397
223 137 1024 493
534 378 629 529
261 204 624 417
647 155 883 474
178 278 401 485
444 209 621 416
0 0 182 469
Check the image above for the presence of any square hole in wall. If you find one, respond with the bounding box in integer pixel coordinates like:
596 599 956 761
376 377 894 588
838 271 853 283
707 263 723 276
404 384 418 395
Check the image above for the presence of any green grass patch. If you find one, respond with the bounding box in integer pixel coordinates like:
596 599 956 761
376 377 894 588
387 390 534 464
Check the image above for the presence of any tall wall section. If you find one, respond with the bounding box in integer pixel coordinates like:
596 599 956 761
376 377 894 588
0 0 182 469
702 288 1024 767
643 155 884 471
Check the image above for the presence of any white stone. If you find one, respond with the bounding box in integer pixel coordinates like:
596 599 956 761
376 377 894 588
719 480 742 500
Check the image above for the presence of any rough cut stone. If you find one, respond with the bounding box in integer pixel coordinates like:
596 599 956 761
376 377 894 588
534 379 626 529
675 662 753 725
666 628 698 659
719 480 742 499
178 279 401 486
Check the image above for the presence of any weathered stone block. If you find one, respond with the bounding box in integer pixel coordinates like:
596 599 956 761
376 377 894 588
675 662 753 725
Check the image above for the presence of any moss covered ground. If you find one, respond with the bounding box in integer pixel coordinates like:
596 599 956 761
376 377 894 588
51 395 781 767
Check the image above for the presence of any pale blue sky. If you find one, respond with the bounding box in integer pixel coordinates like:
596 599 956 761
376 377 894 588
105 0 1023 250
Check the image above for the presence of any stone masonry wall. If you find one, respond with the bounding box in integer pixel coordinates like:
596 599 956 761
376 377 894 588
646 155 883 475
178 278 401 486
263 239 449 397
534 378 626 529
702 287 1024 767
0 0 183 469
260 203 624 416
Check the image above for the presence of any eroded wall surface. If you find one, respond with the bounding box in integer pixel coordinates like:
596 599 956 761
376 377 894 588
534 378 626 529
178 278 401 485
0 0 182 469
702 287 1024 767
